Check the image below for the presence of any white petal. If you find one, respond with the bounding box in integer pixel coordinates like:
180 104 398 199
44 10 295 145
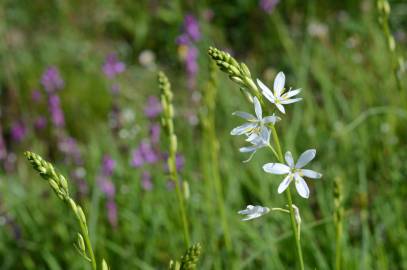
233 111 256 121
230 122 256 136
282 89 301 99
280 97 302 105
242 213 261 221
301 169 322 179
245 133 258 142
263 115 280 124
263 163 290 174
295 149 316 168
239 145 258 153
257 79 273 96
278 175 292 193
274 72 285 97
275 103 286 114
294 174 310 199
259 126 270 143
238 205 254 214
284 151 294 168
253 97 262 120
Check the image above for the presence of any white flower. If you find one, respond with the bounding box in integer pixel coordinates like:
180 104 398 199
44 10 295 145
238 205 270 221
239 127 270 162
262 149 322 198
257 72 302 114
231 97 280 141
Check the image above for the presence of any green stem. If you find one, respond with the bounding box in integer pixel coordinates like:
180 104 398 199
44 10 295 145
78 220 97 270
270 125 305 270
169 153 191 247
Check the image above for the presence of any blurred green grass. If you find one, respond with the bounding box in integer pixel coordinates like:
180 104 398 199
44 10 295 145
1 0 407 269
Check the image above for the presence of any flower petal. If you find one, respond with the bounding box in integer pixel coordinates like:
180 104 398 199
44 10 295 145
253 97 262 120
280 97 302 105
301 169 322 179
263 163 290 174
278 175 292 193
274 72 285 97
257 79 273 96
294 174 310 198
238 205 254 214
282 89 301 99
285 151 294 168
230 122 256 136
263 115 280 124
233 111 256 121
239 145 258 153
275 103 286 114
295 149 316 168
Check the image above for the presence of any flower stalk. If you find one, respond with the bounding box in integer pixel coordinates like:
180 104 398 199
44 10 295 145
377 0 404 92
334 176 344 270
159 71 191 247
24 151 105 270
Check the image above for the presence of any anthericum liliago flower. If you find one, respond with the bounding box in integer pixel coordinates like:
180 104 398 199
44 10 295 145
231 96 280 142
257 72 302 114
262 149 322 198
239 127 271 162
238 205 270 221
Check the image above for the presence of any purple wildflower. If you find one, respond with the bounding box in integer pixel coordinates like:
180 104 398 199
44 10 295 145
186 46 199 89
102 155 116 176
141 171 153 191
34 116 47 130
103 53 126 79
10 121 26 142
48 94 65 128
131 148 144 168
106 200 118 228
149 123 160 145
58 136 82 164
184 14 201 42
259 0 279 13
144 96 162 119
41 66 64 93
99 176 116 198
131 141 160 168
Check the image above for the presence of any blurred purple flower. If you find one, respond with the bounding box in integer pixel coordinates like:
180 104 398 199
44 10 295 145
149 123 160 145
31 90 42 103
99 176 116 198
176 34 190 46
144 96 162 119
58 136 82 164
106 200 118 228
103 53 125 79
102 155 116 176
141 171 153 191
184 14 201 42
175 154 185 171
48 94 65 128
131 141 159 168
260 0 279 13
41 66 64 93
131 148 144 168
10 121 26 142
34 116 47 130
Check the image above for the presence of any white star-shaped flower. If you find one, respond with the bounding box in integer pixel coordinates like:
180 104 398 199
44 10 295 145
231 97 280 142
239 127 270 162
238 205 270 221
257 72 302 114
262 149 322 198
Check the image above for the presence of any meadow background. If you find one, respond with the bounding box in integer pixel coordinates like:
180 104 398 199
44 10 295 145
1 0 407 269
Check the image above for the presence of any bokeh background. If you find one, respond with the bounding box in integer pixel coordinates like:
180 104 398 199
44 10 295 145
1 0 407 269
